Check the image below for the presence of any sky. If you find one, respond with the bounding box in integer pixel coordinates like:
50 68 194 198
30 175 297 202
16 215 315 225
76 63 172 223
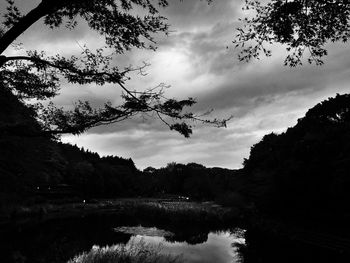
3 0 350 170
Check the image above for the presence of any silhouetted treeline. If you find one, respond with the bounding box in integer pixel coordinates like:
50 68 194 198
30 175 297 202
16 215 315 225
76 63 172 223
142 162 241 201
237 93 350 220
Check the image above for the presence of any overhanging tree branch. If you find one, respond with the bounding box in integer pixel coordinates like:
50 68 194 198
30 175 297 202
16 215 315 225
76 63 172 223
0 0 228 138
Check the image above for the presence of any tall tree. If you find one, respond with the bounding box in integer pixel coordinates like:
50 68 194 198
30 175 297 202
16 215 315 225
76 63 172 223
234 0 350 66
0 0 228 137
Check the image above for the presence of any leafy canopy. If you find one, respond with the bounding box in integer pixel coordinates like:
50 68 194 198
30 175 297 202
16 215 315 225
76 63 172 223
234 0 350 66
0 0 228 138
242 93 350 212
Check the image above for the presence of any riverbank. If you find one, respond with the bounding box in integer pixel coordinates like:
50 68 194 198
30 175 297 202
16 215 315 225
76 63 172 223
0 198 245 262
0 198 242 231
0 199 244 263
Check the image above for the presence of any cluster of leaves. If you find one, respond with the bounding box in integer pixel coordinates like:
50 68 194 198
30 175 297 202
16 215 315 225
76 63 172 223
43 0 169 52
234 0 350 66
3 0 22 28
303 93 350 124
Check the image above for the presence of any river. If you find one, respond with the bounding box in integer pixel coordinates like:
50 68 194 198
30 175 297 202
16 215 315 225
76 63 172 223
1 203 347 263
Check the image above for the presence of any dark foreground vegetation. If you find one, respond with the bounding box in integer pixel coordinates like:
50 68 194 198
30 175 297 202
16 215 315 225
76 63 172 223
1 87 350 260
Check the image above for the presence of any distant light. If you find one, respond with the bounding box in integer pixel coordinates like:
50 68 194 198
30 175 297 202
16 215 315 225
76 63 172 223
83 200 86 203
37 187 40 190
186 197 189 200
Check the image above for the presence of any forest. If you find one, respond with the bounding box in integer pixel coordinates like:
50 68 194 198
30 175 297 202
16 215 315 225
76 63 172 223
2 82 350 229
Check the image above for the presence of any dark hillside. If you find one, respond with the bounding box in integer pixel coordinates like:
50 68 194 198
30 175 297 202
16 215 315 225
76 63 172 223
0 88 64 197
240 93 350 221
0 88 139 210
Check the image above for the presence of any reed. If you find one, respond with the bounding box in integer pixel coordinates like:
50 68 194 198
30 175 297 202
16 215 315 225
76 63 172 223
68 238 183 263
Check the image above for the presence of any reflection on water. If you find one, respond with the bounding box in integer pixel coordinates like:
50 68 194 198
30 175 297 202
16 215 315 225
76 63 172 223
111 227 246 263
2 213 346 263
0 215 246 263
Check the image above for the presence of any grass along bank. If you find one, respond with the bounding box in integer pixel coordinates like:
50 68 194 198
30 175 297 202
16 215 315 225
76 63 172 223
68 238 183 263
0 198 243 230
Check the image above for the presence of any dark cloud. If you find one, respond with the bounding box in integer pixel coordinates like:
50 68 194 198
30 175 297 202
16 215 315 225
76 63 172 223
162 0 240 30
195 51 350 114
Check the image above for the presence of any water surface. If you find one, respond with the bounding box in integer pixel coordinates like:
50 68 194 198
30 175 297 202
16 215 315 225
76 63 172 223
110 226 245 263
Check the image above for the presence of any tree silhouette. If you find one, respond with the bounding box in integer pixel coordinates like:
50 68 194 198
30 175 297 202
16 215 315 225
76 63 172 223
0 0 229 137
242 94 350 213
234 0 350 66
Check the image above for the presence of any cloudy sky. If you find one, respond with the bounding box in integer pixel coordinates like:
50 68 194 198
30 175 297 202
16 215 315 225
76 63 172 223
3 0 350 169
